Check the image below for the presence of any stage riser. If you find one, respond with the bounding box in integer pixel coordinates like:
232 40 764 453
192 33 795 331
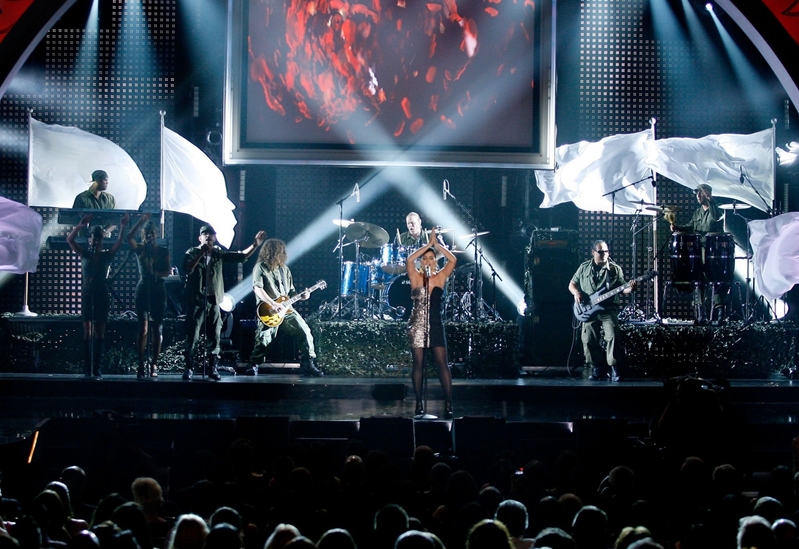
1 317 794 378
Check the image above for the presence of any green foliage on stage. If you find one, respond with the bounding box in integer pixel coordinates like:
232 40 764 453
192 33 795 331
311 320 521 378
622 321 797 378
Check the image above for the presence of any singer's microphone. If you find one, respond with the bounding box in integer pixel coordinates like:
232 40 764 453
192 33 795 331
424 265 431 277
396 228 401 244
739 166 745 184
443 179 448 201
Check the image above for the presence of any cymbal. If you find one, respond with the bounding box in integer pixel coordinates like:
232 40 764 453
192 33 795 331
645 206 678 213
634 200 656 206
436 228 454 234
450 249 467 253
332 219 355 227
457 231 490 240
719 202 751 210
344 222 389 248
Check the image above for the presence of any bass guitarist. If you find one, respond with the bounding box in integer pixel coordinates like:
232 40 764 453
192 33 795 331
568 240 637 382
251 238 323 377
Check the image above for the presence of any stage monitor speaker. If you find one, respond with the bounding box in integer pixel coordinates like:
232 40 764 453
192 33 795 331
525 229 579 307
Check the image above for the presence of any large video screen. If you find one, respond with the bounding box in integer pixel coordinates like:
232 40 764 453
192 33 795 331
224 0 555 167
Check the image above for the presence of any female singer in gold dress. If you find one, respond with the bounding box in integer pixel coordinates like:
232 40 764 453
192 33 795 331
405 227 457 419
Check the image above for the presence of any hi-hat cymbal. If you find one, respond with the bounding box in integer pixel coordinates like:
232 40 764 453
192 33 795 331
344 222 389 248
436 228 454 234
332 219 355 227
719 202 752 210
457 231 490 240
646 205 678 213
634 199 656 206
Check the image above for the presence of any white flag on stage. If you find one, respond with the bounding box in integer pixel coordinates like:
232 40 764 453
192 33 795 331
748 212 799 301
645 129 774 212
162 127 237 248
0 196 43 274
29 118 147 209
535 131 655 215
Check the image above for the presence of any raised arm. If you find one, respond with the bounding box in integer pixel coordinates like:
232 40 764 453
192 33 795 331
67 215 93 255
240 230 267 259
108 214 130 255
126 212 151 249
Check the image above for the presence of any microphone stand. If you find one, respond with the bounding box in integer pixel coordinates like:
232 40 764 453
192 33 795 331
601 174 655 252
740 167 774 217
442 186 501 322
416 269 437 420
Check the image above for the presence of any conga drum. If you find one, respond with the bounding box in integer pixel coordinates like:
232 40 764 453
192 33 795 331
705 233 735 283
670 233 702 291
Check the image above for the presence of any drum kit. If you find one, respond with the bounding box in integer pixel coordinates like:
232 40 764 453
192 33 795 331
317 219 491 321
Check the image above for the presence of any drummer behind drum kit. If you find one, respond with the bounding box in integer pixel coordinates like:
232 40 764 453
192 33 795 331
316 219 482 321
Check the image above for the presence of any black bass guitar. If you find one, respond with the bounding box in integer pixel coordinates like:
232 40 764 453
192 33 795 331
573 270 657 322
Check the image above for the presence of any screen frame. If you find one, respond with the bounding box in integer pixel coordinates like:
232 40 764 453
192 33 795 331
223 0 556 168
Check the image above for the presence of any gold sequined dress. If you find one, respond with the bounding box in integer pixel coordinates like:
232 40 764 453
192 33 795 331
407 286 446 349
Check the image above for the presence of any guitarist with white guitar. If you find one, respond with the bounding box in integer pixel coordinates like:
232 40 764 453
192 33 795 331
568 240 637 382
251 238 324 377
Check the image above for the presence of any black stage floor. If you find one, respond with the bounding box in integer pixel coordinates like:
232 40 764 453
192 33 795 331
2 369 799 432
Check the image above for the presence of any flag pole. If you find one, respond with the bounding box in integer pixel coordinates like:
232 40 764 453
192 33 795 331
17 108 38 317
160 110 166 239
650 117 660 319
771 118 777 216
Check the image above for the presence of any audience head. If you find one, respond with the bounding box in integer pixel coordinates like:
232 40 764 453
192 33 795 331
9 516 42 549
394 531 436 549
317 529 356 549
626 539 663 549
466 519 513 549
754 497 786 524
265 524 301 549
131 478 163 516
374 504 409 546
571 506 610 549
495 500 528 539
59 467 87 499
614 527 652 549
737 516 775 549
204 524 241 549
209 507 242 531
167 514 209 549
111 502 152 549
91 494 127 528
285 537 317 549
45 482 74 519
477 486 503 518
533 527 576 549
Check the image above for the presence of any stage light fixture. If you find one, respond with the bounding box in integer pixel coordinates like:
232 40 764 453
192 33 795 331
705 3 713 11
219 293 236 312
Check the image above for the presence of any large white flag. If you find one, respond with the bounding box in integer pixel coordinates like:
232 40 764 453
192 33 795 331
29 118 147 209
645 129 774 212
535 131 655 215
748 212 799 301
0 196 43 274
162 127 237 248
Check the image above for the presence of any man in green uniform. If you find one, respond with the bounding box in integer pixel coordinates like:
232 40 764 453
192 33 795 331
569 240 637 382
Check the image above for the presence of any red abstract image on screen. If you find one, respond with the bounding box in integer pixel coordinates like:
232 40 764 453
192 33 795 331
244 0 539 150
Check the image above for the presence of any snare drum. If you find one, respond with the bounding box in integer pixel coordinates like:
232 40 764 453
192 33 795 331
670 233 703 290
705 233 735 283
380 243 410 275
341 262 370 295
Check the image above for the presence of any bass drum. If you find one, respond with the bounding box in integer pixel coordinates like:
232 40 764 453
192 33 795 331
340 261 370 296
386 274 413 320
705 232 735 283
670 233 703 291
